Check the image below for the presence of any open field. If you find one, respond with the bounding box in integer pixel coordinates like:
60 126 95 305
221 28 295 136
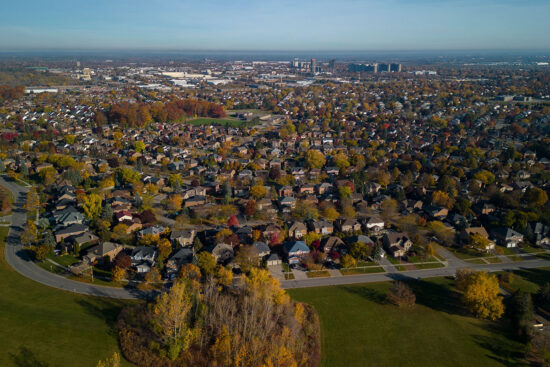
289 277 526 367
186 117 258 127
0 227 135 367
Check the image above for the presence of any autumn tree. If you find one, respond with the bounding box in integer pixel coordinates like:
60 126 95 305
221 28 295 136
167 194 183 212
457 270 504 320
340 254 357 269
306 149 326 169
249 184 267 199
112 266 126 282
235 245 259 274
21 220 38 246
96 352 120 367
168 173 183 189
197 252 217 277
83 193 103 220
151 280 193 360
387 281 416 308
134 140 146 153
24 186 39 213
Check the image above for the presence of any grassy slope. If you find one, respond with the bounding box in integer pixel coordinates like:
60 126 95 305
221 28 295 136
0 227 135 367
289 278 526 367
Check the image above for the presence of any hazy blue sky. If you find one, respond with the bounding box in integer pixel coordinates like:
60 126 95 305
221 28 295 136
1 0 549 51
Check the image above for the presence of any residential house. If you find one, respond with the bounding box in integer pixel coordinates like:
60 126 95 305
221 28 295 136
491 228 524 248
383 232 413 258
284 241 310 264
84 242 123 264
288 221 307 239
171 230 196 247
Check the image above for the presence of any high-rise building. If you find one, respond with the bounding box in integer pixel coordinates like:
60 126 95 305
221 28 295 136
311 58 317 73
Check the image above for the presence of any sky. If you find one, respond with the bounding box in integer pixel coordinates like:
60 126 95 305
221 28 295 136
1 0 549 51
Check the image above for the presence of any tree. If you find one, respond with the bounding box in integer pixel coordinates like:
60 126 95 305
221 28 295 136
333 152 350 172
304 232 322 246
216 265 233 287
426 243 435 257
509 291 534 341
112 223 129 241
112 266 126 282
33 244 51 260
134 140 146 153
432 190 455 209
524 187 548 208
321 205 339 221
427 221 455 246
96 352 120 367
249 184 267 200
235 245 259 274
340 254 357 269
306 149 326 169
473 170 495 185
470 233 490 252
349 242 370 261
151 280 193 359
145 267 161 284
244 268 289 305
244 199 257 216
458 270 504 320
387 281 416 307
83 194 102 220
227 215 239 228
101 203 113 221
380 198 398 223
113 252 131 269
197 252 217 277
167 194 183 212
24 186 39 213
373 243 383 261
21 220 38 246
168 173 183 189
157 238 173 263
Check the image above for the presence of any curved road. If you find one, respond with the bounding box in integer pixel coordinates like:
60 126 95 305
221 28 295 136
2 176 550 297
1 176 148 300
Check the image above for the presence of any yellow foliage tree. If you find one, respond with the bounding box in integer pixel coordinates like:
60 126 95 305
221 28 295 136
459 270 504 320
244 268 289 305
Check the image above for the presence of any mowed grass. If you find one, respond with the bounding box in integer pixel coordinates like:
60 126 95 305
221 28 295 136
289 277 526 367
0 227 136 367
186 117 256 127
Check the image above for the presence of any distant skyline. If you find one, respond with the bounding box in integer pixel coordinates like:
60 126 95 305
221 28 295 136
1 0 550 51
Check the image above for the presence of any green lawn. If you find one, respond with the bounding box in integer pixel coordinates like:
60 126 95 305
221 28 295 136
186 117 257 127
289 278 526 367
0 227 136 367
341 266 385 275
307 270 331 278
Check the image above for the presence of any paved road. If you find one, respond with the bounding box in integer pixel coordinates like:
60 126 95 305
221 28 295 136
0 176 149 300
3 175 550 298
281 257 550 289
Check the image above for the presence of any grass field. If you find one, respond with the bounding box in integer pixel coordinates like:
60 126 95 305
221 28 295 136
289 278 526 367
186 117 257 127
0 227 135 367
